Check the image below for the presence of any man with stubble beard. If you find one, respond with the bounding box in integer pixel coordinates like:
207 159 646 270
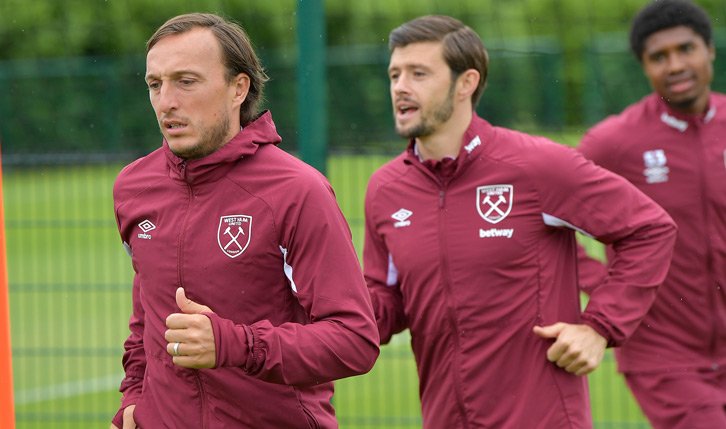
363 14 676 428
111 13 378 428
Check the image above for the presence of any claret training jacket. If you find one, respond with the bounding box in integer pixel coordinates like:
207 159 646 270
112 111 379 428
579 93 726 375
363 114 677 428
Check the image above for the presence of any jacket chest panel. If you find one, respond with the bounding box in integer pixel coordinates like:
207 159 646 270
618 130 726 208
379 179 547 305
125 185 290 325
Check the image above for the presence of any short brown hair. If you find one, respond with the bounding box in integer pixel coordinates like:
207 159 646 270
147 13 269 126
389 15 489 107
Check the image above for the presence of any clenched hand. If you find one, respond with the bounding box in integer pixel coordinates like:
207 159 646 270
533 322 607 376
165 287 216 368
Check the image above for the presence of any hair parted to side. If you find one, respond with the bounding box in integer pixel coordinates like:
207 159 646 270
147 13 269 126
630 0 712 61
389 15 489 107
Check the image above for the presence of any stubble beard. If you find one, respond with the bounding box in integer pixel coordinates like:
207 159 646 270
167 111 232 160
396 83 456 139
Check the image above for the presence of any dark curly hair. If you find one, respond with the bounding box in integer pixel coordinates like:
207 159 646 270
630 0 712 61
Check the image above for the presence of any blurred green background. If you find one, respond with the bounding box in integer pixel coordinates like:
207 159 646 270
3 0 725 427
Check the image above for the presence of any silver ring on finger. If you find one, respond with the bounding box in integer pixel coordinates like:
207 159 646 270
173 342 181 356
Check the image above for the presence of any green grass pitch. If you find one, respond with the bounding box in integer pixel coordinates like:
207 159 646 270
4 154 649 428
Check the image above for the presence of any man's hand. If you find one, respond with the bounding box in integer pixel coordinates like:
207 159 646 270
533 322 607 376
110 404 136 429
165 287 216 368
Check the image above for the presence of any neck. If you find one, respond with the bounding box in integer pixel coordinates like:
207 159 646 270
416 105 474 161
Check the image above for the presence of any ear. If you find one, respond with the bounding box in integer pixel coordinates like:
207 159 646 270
231 73 251 109
709 43 716 62
456 69 480 102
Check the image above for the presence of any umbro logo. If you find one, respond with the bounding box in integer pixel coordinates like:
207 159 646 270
391 209 413 228
137 219 156 240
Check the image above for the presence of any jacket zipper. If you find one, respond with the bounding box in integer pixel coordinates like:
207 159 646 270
195 372 209 429
177 162 192 290
177 161 209 427
437 185 470 428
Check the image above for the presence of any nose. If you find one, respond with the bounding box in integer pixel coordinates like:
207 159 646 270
391 74 410 95
666 52 687 74
155 83 179 113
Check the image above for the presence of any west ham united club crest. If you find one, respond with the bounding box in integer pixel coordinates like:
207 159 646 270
477 185 513 224
217 215 252 258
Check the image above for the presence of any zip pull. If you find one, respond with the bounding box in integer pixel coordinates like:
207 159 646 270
179 161 190 183
439 190 445 208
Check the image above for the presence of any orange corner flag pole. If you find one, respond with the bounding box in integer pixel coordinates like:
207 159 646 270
0 136 16 428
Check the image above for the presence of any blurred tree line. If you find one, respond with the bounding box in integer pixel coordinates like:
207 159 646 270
1 0 725 158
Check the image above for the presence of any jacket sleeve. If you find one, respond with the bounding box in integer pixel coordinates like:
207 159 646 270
575 130 623 296
576 241 608 295
534 142 677 347
209 178 380 386
112 268 146 427
362 181 408 345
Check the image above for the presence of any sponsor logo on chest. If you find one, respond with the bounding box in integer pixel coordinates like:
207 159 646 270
218 215 252 258
476 185 514 238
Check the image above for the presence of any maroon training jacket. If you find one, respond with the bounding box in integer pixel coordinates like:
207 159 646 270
112 111 379 428
364 114 676 428
579 93 726 374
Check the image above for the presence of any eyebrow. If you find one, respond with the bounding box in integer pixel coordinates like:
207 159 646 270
145 69 203 82
388 63 433 73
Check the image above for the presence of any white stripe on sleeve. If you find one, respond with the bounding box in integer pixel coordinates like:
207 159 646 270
541 213 595 239
386 253 399 287
279 246 298 293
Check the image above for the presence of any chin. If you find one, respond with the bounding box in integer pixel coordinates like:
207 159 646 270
667 96 698 110
169 143 200 159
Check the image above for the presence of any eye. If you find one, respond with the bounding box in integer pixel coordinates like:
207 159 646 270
147 81 160 91
180 79 194 86
649 52 666 63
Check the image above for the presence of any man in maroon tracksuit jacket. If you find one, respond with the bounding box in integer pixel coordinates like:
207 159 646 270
111 14 379 428
364 15 677 428
578 1 726 427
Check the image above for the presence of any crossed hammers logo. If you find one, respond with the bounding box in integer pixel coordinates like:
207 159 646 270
481 194 507 218
223 226 245 250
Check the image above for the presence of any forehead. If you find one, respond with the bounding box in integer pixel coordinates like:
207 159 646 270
146 27 223 75
389 41 448 69
643 25 706 54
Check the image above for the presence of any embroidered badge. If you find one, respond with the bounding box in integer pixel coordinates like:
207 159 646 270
477 185 513 224
643 149 669 184
218 215 252 258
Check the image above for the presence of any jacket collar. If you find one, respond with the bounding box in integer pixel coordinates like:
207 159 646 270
164 110 282 184
653 92 717 132
404 113 494 184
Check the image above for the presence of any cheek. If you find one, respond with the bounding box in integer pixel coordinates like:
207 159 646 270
643 66 665 88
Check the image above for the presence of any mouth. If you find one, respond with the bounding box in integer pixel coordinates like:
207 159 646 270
162 119 188 136
666 77 696 95
395 101 420 120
